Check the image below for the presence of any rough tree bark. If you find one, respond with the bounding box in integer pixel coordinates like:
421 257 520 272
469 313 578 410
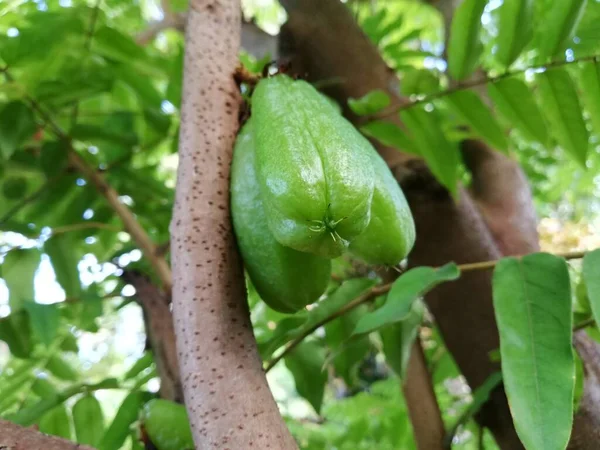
123 270 183 403
0 420 94 450
278 0 517 447
170 1 297 449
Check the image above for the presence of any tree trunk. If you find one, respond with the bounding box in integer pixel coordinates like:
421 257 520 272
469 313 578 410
0 419 94 450
171 1 297 448
278 0 520 447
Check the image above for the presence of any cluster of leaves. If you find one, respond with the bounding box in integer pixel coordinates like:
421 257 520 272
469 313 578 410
0 1 180 448
353 0 600 217
1 1 600 450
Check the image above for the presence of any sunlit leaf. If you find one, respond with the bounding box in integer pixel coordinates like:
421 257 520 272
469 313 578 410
39 404 72 439
98 391 153 450
73 394 105 446
494 0 534 69
0 101 36 160
2 248 41 309
447 0 487 80
380 299 425 380
0 311 33 358
488 77 549 145
46 354 79 381
348 90 390 116
360 121 417 154
44 233 82 299
353 264 459 336
537 68 589 166
493 253 574 450
285 340 328 414
124 352 154 380
325 305 371 387
536 0 587 62
23 301 60 346
401 106 460 196
445 90 509 152
578 60 600 136
583 249 600 329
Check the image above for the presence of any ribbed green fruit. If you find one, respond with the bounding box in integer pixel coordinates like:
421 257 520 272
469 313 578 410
252 74 375 258
349 147 415 265
140 399 194 450
231 120 331 313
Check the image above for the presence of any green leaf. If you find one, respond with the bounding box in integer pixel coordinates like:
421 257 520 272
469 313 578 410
537 68 589 166
488 77 550 145
285 341 328 414
259 278 377 358
360 121 417 154
0 101 36 160
40 141 69 178
578 61 600 137
32 377 58 398
71 123 137 147
536 0 587 62
401 106 460 196
44 234 82 299
324 305 371 386
23 302 60 346
492 253 574 450
98 391 153 450
2 248 41 309
494 0 534 69
2 176 28 200
124 352 154 380
0 311 33 358
0 11 83 67
583 249 600 330
39 404 71 439
400 68 441 96
380 299 425 380
447 0 487 80
348 90 391 116
73 394 105 446
445 90 509 152
353 263 459 336
47 354 79 381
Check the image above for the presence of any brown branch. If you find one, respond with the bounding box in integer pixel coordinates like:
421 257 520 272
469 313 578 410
67 151 172 290
0 419 94 450
3 72 173 291
51 222 122 235
123 270 182 402
264 249 591 372
171 1 296 448
368 53 600 122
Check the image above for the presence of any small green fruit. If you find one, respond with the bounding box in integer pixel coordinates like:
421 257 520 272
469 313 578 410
140 399 194 450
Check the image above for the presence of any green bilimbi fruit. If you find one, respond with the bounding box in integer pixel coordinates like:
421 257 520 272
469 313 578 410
252 74 375 258
140 399 194 450
231 120 331 313
349 147 416 266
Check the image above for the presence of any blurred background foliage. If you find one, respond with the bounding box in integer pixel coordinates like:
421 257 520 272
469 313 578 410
0 0 598 449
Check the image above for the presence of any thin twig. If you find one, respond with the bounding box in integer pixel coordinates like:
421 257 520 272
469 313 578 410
368 53 600 121
4 69 173 292
264 249 590 371
51 222 121 235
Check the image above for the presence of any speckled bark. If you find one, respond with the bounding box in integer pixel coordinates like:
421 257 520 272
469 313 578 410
0 419 94 450
171 1 297 448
